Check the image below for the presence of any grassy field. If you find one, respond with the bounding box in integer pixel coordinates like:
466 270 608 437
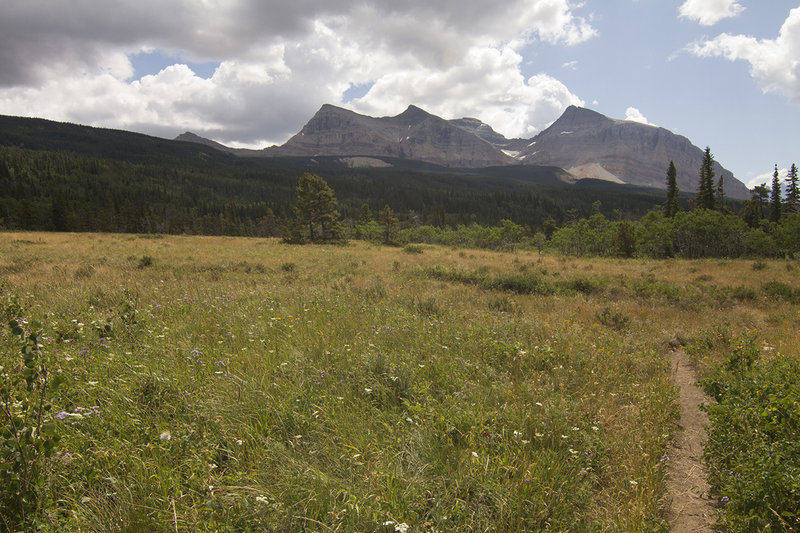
1 232 798 531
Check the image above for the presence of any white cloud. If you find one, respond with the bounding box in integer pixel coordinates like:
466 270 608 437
688 7 800 104
678 0 744 26
0 0 596 145
349 47 584 138
746 167 787 190
624 107 649 124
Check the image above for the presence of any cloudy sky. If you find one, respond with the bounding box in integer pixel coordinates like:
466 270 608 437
1 1 798 188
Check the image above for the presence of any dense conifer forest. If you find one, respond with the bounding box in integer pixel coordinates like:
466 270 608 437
5 114 800 259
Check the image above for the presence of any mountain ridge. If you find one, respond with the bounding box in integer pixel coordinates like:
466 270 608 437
519 105 749 199
177 104 750 199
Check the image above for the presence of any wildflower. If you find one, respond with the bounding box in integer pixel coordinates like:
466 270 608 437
629 480 638 486
159 430 172 441
721 496 730 503
383 521 409 533
472 451 479 458
255 495 270 504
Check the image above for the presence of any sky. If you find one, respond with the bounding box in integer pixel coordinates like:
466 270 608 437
0 1 798 189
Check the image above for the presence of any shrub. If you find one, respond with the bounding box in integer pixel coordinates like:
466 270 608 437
403 244 424 254
487 295 514 313
702 344 800 532
595 307 630 331
762 281 799 303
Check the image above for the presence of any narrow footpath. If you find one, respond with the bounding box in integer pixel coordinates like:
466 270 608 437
666 349 717 532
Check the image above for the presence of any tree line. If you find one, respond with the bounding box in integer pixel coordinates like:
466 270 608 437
283 149 800 259
0 144 667 236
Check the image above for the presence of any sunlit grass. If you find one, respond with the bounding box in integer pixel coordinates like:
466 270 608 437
1 232 798 531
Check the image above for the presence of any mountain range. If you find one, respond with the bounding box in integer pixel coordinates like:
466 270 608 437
177 104 750 199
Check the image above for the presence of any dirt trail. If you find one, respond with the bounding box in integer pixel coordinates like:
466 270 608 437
665 349 716 532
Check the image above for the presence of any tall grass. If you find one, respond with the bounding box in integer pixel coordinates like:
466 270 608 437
0 232 798 531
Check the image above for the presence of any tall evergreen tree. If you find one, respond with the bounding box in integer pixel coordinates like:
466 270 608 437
696 147 716 210
715 174 726 212
378 204 399 245
358 203 373 225
785 163 799 214
770 164 782 223
293 172 343 242
664 161 680 217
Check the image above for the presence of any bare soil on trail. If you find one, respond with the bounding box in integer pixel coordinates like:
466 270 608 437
665 349 717 532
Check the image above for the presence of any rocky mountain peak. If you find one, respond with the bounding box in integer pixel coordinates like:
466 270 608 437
394 104 434 124
520 106 750 199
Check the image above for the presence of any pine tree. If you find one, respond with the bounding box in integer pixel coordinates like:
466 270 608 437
770 164 782 223
378 204 399 245
664 161 680 217
715 174 726 213
293 172 342 242
696 147 716 210
358 203 372 225
785 163 799 214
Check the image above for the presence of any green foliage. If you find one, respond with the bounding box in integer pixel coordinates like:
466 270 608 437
696 147 717 210
786 163 799 214
702 337 800 532
595 307 631 331
774 214 800 256
672 209 748 258
137 255 154 269
292 173 345 243
761 281 800 303
1 301 64 529
615 221 636 258
379 204 399 245
771 165 783 223
635 211 673 258
402 244 424 254
664 161 680 218
550 213 616 256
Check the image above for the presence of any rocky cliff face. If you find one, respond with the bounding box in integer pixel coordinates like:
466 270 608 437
518 106 750 199
176 104 751 199
272 104 515 168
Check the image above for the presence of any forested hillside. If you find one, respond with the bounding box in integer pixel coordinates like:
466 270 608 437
0 122 671 236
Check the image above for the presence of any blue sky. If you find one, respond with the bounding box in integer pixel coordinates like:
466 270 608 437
0 0 797 189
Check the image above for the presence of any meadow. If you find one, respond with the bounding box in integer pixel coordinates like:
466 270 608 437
1 232 798 531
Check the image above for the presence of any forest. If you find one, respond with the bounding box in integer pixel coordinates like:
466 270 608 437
1 114 797 259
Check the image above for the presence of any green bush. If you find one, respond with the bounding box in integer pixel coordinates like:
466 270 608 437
762 281 799 303
702 341 800 531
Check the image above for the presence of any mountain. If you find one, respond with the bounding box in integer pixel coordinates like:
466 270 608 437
517 106 749 199
265 104 515 168
177 104 750 199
